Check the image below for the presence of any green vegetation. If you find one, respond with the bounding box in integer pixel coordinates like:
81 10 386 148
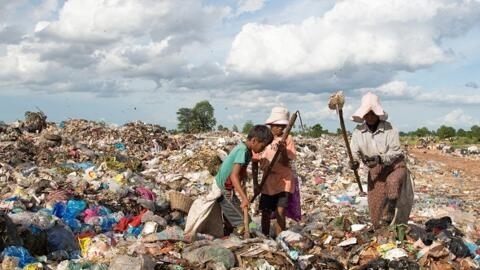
296 123 329 138
177 100 216 133
241 120 254 134
173 101 479 148
400 125 480 148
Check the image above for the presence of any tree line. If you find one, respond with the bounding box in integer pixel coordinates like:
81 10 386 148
175 100 480 143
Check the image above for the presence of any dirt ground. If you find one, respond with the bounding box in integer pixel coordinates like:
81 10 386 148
408 147 480 178
407 146 480 198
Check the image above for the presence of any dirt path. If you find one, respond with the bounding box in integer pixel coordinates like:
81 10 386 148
407 147 480 201
408 147 480 178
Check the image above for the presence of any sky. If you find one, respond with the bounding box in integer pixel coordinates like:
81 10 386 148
1 0 479 133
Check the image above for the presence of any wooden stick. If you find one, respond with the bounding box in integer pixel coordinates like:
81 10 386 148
242 181 250 239
337 105 366 195
243 204 250 239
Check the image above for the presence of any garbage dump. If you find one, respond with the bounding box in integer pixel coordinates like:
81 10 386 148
0 113 479 269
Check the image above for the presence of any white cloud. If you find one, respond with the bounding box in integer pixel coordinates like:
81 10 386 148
236 0 267 15
226 0 480 86
418 92 480 105
367 81 422 98
0 0 479 132
440 109 479 126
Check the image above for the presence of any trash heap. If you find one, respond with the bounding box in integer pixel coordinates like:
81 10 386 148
0 113 479 269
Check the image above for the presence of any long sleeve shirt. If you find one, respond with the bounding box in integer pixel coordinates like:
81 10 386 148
350 121 404 166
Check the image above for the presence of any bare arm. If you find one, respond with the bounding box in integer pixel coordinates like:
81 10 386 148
278 135 295 166
230 163 249 209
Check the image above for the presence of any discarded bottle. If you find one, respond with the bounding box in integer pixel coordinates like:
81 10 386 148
277 236 299 260
21 165 38 177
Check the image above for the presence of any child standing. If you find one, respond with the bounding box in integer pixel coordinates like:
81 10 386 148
215 125 273 235
253 107 297 237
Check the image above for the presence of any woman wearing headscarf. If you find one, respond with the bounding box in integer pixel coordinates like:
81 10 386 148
349 92 414 228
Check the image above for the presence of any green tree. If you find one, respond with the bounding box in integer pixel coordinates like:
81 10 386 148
193 100 216 132
232 125 239 132
470 125 480 141
298 123 326 138
217 125 229 132
456 128 467 137
436 125 456 139
414 127 431 137
177 108 195 133
176 100 216 133
242 120 254 134
307 124 325 138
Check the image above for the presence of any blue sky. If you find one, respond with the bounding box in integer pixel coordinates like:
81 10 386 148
1 0 479 132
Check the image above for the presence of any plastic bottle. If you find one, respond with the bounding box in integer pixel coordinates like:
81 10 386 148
277 236 299 260
21 165 38 177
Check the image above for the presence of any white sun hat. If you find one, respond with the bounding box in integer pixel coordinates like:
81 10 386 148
265 107 290 125
351 92 388 123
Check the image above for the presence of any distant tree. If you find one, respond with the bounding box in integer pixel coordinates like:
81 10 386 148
456 128 467 137
436 125 456 139
177 100 216 133
217 125 229 132
298 123 326 138
337 128 342 135
177 108 195 133
470 125 480 141
307 124 325 138
242 120 254 134
414 127 431 137
232 125 239 132
193 100 216 132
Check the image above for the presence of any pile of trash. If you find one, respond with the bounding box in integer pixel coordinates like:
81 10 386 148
0 112 479 269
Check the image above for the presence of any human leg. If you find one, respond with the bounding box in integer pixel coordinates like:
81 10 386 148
261 210 271 236
259 194 276 236
273 192 289 236
218 190 244 228
384 166 408 224
367 172 387 228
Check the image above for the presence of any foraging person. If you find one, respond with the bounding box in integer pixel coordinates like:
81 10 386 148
184 125 273 239
253 107 297 237
349 92 414 228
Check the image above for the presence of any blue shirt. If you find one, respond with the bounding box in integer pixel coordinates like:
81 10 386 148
215 142 251 190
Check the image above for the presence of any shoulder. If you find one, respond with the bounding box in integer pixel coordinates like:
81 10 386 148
381 121 396 132
353 123 366 132
230 142 247 154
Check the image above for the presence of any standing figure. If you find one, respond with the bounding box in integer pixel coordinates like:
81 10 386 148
253 107 297 237
349 92 414 228
215 125 273 235
184 125 273 240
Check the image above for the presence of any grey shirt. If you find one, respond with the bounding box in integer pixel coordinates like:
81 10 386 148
350 120 404 166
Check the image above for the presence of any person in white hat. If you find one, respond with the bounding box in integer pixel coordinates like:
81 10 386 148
349 92 414 228
252 107 300 237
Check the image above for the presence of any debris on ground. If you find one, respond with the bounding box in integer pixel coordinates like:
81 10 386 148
0 114 479 269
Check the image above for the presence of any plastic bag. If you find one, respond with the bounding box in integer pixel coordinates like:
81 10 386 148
46 225 80 260
1 246 36 268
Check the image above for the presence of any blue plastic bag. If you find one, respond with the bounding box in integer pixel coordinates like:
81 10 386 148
1 246 36 267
